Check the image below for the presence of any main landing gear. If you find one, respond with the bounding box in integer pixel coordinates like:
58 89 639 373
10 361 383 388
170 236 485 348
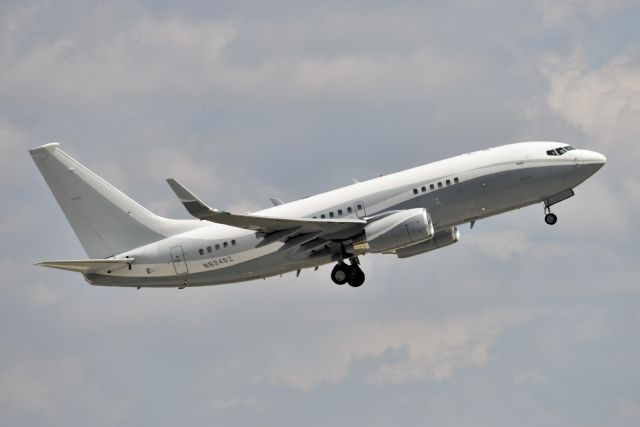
331 258 365 287
544 206 558 225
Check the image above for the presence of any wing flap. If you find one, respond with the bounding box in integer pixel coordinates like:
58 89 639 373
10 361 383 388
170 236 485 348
36 259 133 273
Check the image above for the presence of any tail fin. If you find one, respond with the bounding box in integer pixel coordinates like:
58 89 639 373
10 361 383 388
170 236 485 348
29 143 200 258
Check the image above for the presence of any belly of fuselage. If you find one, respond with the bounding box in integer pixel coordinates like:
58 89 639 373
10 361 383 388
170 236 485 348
84 246 336 288
425 164 575 228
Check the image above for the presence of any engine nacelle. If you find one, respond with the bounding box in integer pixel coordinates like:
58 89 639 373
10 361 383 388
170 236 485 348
395 226 460 258
353 208 434 253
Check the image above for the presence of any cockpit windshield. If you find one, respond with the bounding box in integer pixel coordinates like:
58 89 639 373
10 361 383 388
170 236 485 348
546 146 575 156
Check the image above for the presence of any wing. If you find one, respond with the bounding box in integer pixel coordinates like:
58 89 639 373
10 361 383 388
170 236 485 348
36 259 134 273
166 179 366 240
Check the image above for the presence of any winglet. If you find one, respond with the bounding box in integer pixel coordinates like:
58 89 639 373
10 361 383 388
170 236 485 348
166 178 218 219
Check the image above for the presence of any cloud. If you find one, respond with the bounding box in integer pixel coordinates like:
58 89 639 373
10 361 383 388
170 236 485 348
0 2 488 109
0 121 42 238
624 177 640 212
0 120 27 182
266 308 530 390
0 355 133 427
553 179 632 237
617 399 640 419
536 0 634 26
288 50 478 101
0 365 53 416
0 11 236 107
0 358 85 417
543 51 640 149
513 370 550 385
465 229 532 260
209 398 265 411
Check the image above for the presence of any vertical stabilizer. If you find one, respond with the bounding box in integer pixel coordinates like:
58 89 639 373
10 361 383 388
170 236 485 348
29 143 199 258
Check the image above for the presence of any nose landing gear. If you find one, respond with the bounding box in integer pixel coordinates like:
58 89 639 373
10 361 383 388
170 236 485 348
331 258 366 287
545 213 558 225
543 189 574 225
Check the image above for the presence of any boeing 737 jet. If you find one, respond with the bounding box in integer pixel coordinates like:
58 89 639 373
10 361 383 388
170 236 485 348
30 142 605 288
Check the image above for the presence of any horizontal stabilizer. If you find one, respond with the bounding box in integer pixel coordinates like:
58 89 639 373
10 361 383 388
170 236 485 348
36 259 133 273
166 178 366 238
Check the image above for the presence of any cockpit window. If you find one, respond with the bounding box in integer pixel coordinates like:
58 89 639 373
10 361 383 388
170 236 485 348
546 146 575 156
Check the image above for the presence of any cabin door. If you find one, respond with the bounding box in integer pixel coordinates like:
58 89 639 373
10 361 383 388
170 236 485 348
170 245 189 275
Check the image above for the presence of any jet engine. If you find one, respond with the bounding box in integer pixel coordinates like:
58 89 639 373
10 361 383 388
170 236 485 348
394 226 460 258
353 208 434 253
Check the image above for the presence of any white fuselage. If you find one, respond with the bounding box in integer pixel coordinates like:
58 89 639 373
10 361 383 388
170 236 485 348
85 141 606 287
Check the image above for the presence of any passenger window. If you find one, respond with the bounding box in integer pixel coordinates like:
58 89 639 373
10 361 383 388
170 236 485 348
347 207 353 214
321 214 326 218
231 240 236 246
421 186 426 192
430 184 435 190
329 212 335 218
438 182 443 188
223 242 228 248
446 179 451 186
413 188 418 195
207 246 212 253
357 204 363 210
198 248 204 256
215 244 220 250
338 209 343 215
454 177 459 183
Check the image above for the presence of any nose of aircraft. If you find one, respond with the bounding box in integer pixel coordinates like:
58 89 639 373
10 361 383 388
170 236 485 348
578 149 607 165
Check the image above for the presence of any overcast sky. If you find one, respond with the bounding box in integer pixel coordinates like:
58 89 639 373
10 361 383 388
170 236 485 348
1 1 639 426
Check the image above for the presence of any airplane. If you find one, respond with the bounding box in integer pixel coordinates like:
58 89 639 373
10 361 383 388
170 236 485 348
29 141 606 288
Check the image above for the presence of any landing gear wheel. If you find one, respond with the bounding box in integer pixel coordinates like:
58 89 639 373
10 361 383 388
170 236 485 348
347 267 365 288
331 263 349 285
545 213 558 225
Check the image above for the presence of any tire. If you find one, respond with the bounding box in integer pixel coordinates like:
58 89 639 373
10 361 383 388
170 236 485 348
331 264 349 285
545 213 558 225
347 267 365 288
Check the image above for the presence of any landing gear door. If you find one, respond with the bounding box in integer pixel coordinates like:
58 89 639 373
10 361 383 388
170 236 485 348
354 201 367 218
170 245 189 275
